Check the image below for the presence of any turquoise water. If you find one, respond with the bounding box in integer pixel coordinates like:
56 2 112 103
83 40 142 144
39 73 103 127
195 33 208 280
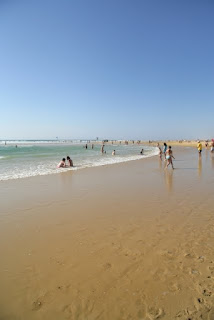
0 140 158 181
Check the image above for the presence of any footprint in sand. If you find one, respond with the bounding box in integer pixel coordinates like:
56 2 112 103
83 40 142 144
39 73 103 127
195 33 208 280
62 300 98 319
208 307 214 320
146 307 164 319
190 269 200 275
168 282 181 292
32 299 43 311
175 305 211 320
208 265 214 275
196 282 213 297
103 262 112 270
198 256 205 263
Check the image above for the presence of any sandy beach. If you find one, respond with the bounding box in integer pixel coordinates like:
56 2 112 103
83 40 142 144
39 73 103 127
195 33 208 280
0 147 214 319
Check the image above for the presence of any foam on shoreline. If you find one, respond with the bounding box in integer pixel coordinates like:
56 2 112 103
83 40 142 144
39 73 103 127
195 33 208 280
0 148 159 181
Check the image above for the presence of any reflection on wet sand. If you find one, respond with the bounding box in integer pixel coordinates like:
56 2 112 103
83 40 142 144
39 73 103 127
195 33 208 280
164 170 173 193
211 153 214 169
198 157 202 178
159 158 163 170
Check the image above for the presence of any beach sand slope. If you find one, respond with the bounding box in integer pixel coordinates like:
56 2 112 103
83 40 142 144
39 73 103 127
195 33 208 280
0 147 214 319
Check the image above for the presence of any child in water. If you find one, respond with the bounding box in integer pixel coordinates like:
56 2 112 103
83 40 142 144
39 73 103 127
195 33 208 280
67 156 73 167
57 158 66 168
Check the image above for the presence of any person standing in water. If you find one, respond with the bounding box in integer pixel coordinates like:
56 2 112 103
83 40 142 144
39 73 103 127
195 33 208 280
112 150 115 155
165 146 175 169
157 143 162 159
197 140 202 157
101 145 104 154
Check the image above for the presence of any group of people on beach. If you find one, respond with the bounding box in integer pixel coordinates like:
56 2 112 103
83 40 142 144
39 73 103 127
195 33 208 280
200 139 214 153
57 156 73 168
57 139 214 170
157 143 175 169
197 140 214 156
157 139 214 170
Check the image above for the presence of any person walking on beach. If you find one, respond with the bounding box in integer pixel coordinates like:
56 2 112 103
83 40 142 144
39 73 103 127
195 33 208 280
197 140 202 157
163 143 167 159
165 146 175 169
67 156 73 167
57 158 66 168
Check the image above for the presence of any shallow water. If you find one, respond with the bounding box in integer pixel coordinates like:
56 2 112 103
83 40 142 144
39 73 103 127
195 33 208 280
0 140 158 181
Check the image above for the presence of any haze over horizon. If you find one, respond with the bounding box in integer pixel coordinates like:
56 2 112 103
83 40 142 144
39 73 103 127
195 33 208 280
0 0 213 140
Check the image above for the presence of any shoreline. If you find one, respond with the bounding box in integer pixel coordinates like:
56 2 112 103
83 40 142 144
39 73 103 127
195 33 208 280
2 142 211 183
0 144 158 182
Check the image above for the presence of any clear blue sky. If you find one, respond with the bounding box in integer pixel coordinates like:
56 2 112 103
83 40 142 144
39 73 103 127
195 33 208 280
0 0 213 140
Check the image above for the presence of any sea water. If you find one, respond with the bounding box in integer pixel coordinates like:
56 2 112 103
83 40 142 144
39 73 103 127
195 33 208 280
0 140 158 181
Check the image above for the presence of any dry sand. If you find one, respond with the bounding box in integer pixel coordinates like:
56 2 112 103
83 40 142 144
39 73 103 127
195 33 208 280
0 147 214 320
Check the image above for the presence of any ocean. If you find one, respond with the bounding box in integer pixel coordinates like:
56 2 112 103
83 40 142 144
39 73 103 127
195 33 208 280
0 140 158 181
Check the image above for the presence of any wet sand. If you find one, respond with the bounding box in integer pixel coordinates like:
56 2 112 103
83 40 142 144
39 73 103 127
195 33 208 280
0 147 214 320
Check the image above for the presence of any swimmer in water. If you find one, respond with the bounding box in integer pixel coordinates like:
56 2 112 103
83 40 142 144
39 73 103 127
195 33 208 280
112 150 115 155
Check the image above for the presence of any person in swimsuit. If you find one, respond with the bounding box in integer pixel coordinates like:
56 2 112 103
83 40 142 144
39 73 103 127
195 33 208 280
163 143 167 159
57 158 66 168
112 150 115 155
165 146 175 169
140 149 144 155
67 156 73 167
